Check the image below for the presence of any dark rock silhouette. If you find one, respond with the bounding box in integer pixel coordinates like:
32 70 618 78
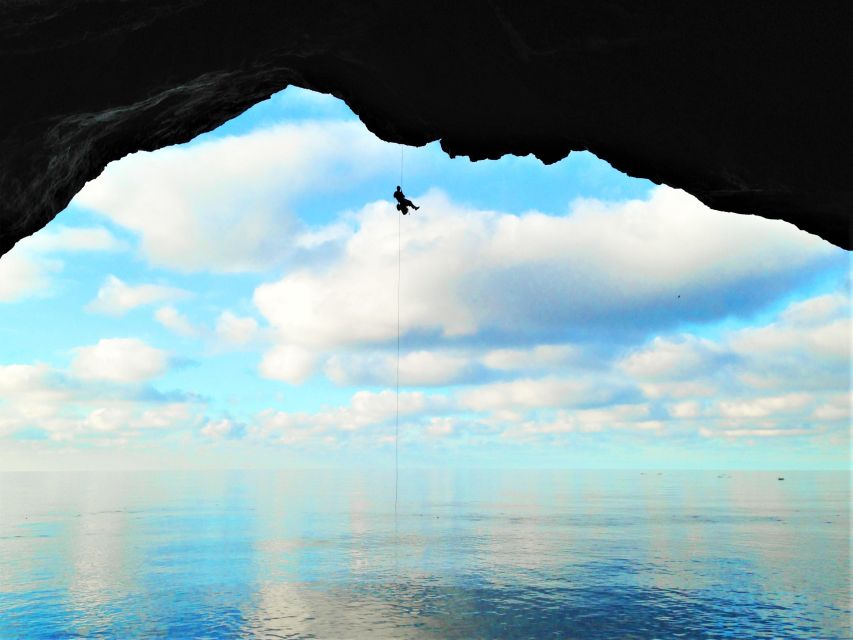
0 1 851 254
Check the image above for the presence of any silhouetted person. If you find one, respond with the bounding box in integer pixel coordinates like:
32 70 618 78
393 185 419 215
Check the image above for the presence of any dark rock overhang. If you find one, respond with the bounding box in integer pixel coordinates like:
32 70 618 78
1 0 850 254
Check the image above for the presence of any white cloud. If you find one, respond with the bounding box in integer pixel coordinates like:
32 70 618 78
727 293 850 392
155 306 200 337
135 403 195 429
639 381 718 400
252 389 441 444
254 187 834 361
574 404 657 433
70 338 169 383
812 395 850 421
294 223 351 250
458 377 612 413
399 351 472 385
88 275 189 316
201 418 244 439
83 407 132 433
425 417 456 438
340 389 430 430
619 336 722 380
699 427 813 439
0 251 59 302
732 318 850 363
0 364 73 428
501 403 656 439
780 293 849 326
259 344 316 384
481 344 578 371
621 289 850 404
215 311 260 347
0 363 56 393
252 411 327 445
21 226 124 253
0 226 124 303
324 349 472 387
0 361 199 440
668 401 702 419
718 393 812 419
73 121 396 272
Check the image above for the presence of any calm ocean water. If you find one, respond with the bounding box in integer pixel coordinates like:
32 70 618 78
0 470 848 639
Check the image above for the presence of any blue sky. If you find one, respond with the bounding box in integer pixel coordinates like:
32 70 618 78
0 87 849 470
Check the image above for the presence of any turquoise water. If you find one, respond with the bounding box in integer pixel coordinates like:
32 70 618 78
0 470 849 639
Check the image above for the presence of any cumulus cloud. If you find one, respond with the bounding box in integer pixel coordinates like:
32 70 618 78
502 403 658 439
253 187 836 385
811 395 850 421
667 400 703 419
73 120 396 272
397 351 471 385
728 293 850 392
259 344 317 384
458 377 621 413
21 226 125 253
126 402 196 430
0 361 200 440
87 275 189 316
699 427 814 439
481 344 578 371
215 311 260 347
606 289 851 443
0 251 60 302
70 338 169 383
0 364 75 430
155 306 200 337
251 389 444 445
717 393 813 419
779 293 849 326
324 349 475 387
201 418 246 439
242 183 845 451
425 416 457 438
0 226 123 303
619 335 726 380
732 319 849 363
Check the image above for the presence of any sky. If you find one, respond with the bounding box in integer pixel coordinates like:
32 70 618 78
0 87 849 471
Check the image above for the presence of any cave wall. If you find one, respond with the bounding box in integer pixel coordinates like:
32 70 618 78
1 0 850 253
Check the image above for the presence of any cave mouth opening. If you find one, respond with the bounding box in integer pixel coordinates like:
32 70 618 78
0 85 848 472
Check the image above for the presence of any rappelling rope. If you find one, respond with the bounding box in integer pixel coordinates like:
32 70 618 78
394 145 403 519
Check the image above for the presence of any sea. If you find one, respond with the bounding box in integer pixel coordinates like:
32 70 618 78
0 470 849 639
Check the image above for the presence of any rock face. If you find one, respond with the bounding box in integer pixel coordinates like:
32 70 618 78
1 1 850 252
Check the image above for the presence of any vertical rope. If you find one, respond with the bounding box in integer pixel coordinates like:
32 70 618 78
394 191 401 518
395 146 403 520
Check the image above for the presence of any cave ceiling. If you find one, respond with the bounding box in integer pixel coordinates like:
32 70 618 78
1 0 850 253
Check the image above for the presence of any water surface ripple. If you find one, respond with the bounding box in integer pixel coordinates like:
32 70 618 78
0 470 848 638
